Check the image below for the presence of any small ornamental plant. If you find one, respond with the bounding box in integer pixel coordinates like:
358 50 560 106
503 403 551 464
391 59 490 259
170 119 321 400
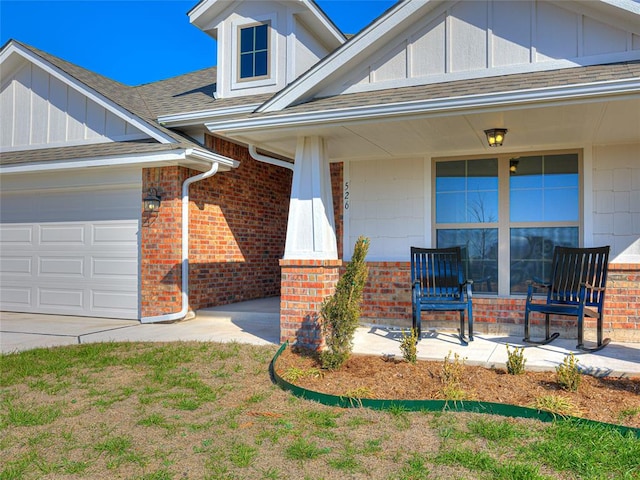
505 344 527 375
556 352 582 392
400 328 419 364
441 351 468 400
320 236 369 370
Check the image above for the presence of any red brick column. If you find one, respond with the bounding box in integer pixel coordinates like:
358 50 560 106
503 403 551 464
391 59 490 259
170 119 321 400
279 259 342 350
141 166 186 318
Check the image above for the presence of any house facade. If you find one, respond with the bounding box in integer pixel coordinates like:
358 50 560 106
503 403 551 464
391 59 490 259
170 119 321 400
1 0 639 345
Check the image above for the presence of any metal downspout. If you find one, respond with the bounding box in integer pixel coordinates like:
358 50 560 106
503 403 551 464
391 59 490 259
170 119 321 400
248 144 294 171
140 161 220 323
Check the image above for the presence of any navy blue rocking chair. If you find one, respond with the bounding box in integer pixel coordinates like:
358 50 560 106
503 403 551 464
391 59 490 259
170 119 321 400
411 246 473 345
523 246 611 352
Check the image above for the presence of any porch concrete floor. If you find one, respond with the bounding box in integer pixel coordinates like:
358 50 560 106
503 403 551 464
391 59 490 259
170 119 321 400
2 296 639 376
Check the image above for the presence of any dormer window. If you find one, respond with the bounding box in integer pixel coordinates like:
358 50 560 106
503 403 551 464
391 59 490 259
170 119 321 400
239 22 270 80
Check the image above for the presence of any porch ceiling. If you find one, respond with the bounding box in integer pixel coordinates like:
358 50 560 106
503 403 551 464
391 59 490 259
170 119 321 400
222 96 640 161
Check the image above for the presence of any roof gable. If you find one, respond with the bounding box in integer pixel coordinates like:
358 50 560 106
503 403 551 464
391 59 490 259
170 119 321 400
188 0 347 100
189 0 345 45
0 41 175 151
259 0 640 112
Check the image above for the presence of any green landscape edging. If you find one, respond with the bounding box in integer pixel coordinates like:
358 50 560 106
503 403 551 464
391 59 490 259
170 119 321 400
270 342 640 438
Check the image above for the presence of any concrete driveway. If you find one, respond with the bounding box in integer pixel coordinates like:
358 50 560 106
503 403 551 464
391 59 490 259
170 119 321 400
0 297 280 353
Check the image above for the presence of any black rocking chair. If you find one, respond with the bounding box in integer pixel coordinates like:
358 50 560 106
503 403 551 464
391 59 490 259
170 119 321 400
523 245 611 352
411 246 473 344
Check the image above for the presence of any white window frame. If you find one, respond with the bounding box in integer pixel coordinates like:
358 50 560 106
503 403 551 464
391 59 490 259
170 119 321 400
231 15 277 91
432 149 584 297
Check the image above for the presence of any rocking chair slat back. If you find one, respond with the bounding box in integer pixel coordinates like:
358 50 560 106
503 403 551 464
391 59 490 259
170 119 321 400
549 246 609 307
411 247 463 301
410 246 473 344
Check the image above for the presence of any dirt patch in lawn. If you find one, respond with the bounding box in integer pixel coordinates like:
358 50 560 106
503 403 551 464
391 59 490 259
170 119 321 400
275 347 640 429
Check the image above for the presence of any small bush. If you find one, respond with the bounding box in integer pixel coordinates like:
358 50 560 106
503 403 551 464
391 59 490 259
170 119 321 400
556 353 581 392
320 236 369 370
400 328 418 364
505 344 526 375
441 351 466 389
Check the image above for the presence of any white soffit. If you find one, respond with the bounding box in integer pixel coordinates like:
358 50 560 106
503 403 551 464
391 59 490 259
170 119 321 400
0 42 176 145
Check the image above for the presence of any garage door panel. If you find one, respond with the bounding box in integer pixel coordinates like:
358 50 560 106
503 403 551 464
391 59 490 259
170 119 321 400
92 257 138 278
38 287 84 308
0 286 32 306
0 169 140 319
0 225 33 244
92 290 138 311
40 224 85 244
38 256 84 276
92 224 138 244
0 256 32 274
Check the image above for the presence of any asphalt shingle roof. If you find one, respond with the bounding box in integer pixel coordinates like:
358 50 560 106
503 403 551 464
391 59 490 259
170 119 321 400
3 40 638 167
256 60 640 117
133 67 272 118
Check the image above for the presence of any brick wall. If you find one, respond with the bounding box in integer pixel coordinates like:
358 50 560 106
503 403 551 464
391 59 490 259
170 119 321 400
141 136 292 318
353 261 640 342
605 263 640 340
141 166 186 317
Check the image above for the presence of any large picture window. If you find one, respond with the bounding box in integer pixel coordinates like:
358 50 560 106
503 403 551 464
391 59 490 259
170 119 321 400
435 152 580 295
239 23 269 80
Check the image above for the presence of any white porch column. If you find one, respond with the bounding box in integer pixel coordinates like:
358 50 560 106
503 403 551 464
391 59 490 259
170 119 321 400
284 136 337 259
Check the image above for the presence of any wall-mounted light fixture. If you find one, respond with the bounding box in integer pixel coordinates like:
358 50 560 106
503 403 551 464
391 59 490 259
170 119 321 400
484 128 508 147
143 187 161 212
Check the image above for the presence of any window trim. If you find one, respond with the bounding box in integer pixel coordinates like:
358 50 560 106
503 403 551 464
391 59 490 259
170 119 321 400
432 149 584 297
237 21 271 82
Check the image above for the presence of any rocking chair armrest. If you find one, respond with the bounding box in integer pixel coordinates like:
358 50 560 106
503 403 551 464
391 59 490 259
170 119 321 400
463 280 473 298
581 282 605 292
527 279 551 290
526 279 550 301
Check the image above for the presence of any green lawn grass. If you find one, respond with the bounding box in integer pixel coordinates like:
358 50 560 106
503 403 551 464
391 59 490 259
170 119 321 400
1 341 638 479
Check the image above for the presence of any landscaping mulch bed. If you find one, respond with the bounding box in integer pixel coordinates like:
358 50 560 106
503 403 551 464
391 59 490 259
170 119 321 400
275 347 640 428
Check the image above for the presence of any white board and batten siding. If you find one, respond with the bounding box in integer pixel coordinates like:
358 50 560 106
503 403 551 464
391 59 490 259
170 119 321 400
320 0 640 96
1 62 147 151
346 158 427 261
0 169 141 319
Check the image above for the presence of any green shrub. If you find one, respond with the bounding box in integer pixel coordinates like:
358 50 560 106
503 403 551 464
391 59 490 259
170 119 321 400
505 344 526 375
440 351 468 400
441 351 465 387
400 328 418 364
320 236 369 370
556 353 581 392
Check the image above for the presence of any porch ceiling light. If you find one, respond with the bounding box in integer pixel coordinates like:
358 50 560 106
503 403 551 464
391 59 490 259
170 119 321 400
143 187 161 212
484 128 508 147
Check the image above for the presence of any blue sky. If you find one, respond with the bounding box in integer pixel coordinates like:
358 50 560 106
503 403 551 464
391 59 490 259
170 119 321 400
1 0 396 85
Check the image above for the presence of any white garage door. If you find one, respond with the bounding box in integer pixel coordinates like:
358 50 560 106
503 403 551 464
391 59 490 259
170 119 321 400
0 169 140 319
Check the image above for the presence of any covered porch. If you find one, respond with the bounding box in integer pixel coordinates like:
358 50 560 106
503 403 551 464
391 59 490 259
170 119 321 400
210 62 640 349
